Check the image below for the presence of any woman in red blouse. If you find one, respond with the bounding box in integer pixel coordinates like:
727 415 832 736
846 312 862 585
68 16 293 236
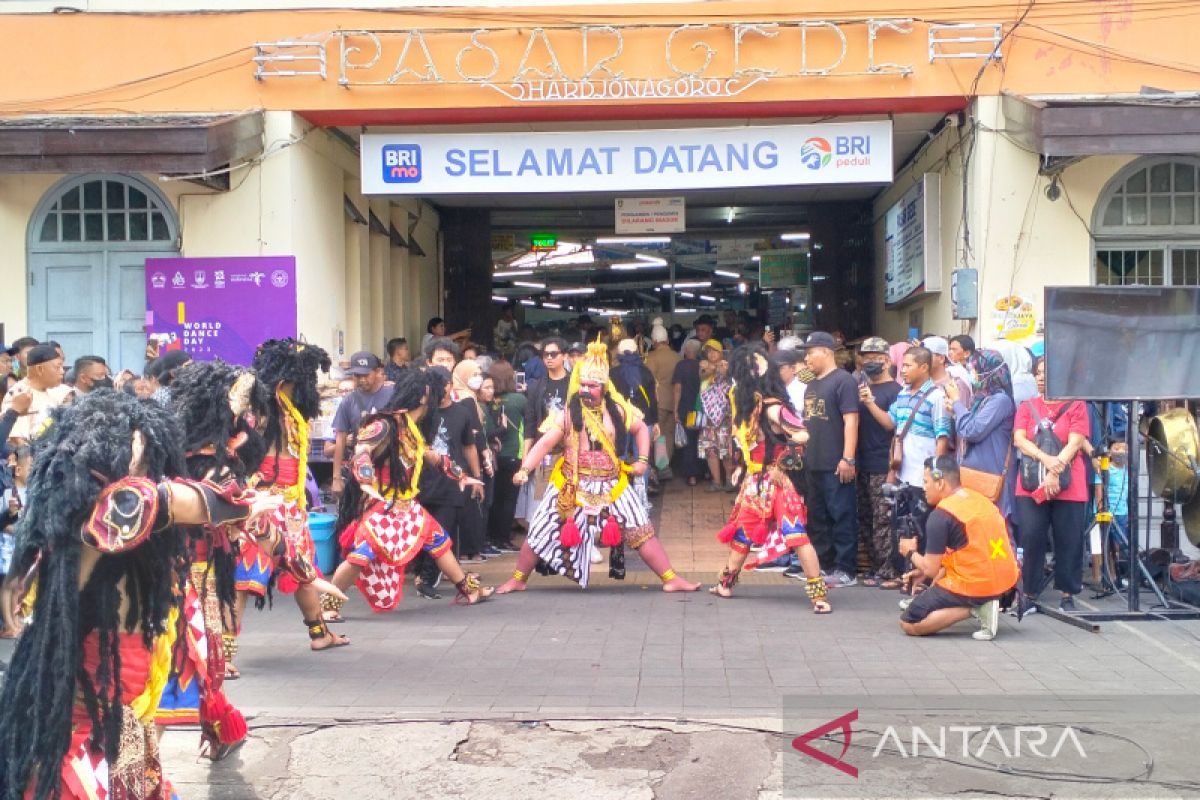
1012 358 1091 615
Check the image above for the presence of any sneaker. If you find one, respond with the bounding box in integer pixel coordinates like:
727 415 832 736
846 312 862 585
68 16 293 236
590 546 604 564
970 599 1000 641
496 541 520 553
481 545 503 557
1059 595 1077 613
415 581 441 600
783 565 805 580
826 570 857 588
705 483 724 493
898 597 913 611
1011 597 1038 620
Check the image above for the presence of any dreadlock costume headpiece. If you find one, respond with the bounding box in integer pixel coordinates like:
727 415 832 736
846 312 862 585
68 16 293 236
0 392 190 800
251 338 330 505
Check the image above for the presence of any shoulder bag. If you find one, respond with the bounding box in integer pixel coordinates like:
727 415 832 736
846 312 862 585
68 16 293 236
1018 400 1074 492
889 387 934 472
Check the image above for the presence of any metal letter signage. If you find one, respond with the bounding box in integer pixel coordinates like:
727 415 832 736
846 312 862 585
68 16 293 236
361 122 893 195
255 20 1003 100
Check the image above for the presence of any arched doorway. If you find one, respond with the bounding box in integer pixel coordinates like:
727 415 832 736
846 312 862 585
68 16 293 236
27 174 180 372
1093 157 1200 288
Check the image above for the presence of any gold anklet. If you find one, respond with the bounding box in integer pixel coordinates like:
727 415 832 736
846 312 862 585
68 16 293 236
512 569 528 582
659 569 677 583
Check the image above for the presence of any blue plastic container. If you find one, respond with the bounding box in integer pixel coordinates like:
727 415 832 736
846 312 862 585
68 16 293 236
308 512 338 575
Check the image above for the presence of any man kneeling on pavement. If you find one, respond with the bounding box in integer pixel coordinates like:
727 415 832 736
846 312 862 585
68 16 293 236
897 456 1020 641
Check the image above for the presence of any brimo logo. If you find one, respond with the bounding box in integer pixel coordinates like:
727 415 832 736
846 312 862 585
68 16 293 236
791 712 1087 778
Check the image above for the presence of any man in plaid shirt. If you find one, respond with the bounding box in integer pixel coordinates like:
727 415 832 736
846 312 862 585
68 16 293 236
888 346 951 487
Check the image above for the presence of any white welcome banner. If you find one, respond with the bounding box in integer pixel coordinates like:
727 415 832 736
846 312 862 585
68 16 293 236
362 121 892 195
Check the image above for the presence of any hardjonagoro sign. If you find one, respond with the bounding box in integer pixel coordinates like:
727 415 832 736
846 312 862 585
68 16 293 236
361 122 892 195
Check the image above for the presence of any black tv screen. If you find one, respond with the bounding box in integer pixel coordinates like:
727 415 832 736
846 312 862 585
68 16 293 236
1044 286 1200 401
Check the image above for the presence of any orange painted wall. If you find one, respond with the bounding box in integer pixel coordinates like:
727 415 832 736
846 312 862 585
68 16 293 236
0 1 1196 120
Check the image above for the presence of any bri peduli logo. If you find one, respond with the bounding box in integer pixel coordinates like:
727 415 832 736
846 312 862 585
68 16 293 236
383 144 422 183
800 137 832 171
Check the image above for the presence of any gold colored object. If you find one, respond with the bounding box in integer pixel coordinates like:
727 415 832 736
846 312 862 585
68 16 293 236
512 569 528 582
659 569 676 583
1147 409 1200 501
1183 491 1200 548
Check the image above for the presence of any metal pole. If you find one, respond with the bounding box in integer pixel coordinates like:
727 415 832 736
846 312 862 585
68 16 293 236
669 257 676 318
1127 401 1140 613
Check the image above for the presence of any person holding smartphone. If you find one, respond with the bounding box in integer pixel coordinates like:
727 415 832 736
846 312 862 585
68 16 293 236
855 337 902 588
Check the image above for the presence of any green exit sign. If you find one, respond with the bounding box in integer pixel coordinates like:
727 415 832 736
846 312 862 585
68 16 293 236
530 233 557 252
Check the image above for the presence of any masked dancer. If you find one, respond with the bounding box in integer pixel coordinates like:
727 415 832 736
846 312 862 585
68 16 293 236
497 340 699 593
0 391 279 800
711 344 831 613
232 338 349 668
323 368 494 617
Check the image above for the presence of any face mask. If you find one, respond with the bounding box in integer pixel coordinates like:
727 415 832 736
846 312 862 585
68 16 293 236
969 373 983 390
863 362 885 377
466 375 483 392
92 377 115 390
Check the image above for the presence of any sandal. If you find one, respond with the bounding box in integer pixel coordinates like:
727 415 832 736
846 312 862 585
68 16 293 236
221 634 240 679
453 573 495 605
305 618 350 651
861 574 880 587
878 578 904 590
806 576 833 614
709 567 738 599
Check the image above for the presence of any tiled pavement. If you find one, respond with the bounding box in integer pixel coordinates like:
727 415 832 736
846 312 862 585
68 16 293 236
219 480 1200 721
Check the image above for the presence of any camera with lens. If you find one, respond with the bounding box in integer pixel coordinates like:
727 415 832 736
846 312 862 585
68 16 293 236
883 482 932 571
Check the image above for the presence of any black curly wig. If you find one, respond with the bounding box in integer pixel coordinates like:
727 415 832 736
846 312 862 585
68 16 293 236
0 391 189 800
170 359 271 484
730 343 794 428
169 359 271 627
252 338 330 486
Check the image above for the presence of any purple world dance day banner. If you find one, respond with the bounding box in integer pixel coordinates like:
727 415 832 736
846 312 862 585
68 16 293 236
145 256 297 365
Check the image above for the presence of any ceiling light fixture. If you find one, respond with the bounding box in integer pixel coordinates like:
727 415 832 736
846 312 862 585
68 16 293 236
699 295 716 302
513 281 546 289
714 269 741 279
780 232 811 241
751 256 761 262
542 302 562 309
520 299 537 306
663 281 712 289
675 307 697 313
494 269 534 278
611 261 665 271
594 236 672 245
550 287 596 296
492 295 508 303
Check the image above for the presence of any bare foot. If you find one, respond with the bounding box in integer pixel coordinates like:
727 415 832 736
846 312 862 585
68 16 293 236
310 631 350 651
708 584 733 599
224 663 241 680
662 576 701 592
321 610 345 623
495 578 527 594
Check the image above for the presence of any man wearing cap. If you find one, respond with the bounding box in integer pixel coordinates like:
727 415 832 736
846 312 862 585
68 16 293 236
1 343 71 451
923 336 973 410
5 337 39 381
802 331 861 587
856 337 903 588
330 351 393 500
644 324 680 476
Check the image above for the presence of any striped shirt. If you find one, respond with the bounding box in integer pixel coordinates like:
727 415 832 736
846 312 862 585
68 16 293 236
889 379 951 486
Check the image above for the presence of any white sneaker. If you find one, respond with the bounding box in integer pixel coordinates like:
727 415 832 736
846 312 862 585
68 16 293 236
971 599 999 641
590 545 604 564
898 597 913 611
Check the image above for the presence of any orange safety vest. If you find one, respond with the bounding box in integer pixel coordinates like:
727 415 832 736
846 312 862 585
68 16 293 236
935 487 1020 598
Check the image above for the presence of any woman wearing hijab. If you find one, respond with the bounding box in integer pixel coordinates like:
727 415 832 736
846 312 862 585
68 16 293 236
943 350 1018 517
451 359 492 562
889 341 910 384
992 340 1038 405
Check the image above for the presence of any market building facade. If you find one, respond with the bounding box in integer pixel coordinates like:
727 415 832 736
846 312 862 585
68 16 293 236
0 0 1197 369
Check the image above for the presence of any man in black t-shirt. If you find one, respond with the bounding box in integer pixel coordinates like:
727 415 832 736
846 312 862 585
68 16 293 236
523 337 571 503
801 331 860 586
855 337 902 587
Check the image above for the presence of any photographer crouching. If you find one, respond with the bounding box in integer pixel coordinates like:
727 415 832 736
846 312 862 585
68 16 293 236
897 456 1020 641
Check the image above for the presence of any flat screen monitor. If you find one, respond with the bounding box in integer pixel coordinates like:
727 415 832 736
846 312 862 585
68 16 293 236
1044 286 1200 401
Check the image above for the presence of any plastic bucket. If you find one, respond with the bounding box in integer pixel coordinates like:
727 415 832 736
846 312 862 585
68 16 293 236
308 512 338 575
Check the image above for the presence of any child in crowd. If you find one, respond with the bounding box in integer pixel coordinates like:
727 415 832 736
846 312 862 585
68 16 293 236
1091 436 1130 587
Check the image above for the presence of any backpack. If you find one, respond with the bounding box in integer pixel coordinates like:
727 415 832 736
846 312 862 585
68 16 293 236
1019 400 1074 492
